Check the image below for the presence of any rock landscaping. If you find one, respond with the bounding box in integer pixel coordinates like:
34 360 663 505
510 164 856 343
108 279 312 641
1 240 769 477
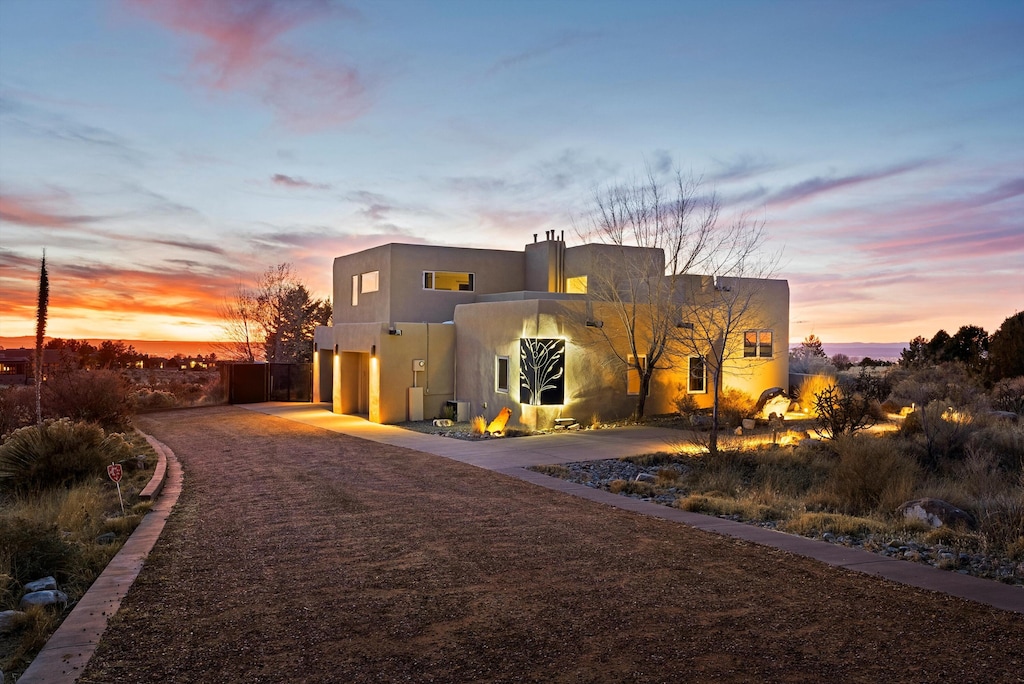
540 458 1024 586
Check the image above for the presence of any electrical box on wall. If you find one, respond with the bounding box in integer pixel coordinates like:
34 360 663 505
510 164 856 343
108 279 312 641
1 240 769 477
412 359 425 371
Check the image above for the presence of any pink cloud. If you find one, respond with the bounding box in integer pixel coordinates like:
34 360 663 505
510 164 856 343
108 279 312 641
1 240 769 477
0 195 90 228
126 0 369 131
271 173 330 190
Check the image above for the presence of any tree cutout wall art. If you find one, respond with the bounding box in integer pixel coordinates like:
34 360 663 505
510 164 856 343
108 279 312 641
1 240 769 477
520 338 565 405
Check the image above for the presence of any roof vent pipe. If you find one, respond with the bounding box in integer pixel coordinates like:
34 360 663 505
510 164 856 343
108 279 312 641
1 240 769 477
534 233 538 243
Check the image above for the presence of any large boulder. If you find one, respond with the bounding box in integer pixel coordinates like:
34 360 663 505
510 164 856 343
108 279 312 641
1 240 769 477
19 590 69 610
761 395 792 420
898 498 977 529
23 576 57 593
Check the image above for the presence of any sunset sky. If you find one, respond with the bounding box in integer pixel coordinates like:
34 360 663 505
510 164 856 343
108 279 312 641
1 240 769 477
1 0 1022 346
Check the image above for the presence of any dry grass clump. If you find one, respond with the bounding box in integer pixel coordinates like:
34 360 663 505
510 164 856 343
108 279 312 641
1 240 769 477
470 415 487 435
798 374 837 417
818 435 920 516
530 464 571 479
676 494 784 521
781 512 886 537
608 479 655 497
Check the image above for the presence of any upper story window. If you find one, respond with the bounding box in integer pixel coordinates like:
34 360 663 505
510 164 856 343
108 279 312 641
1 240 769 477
352 271 380 306
361 271 379 293
566 276 588 294
688 356 706 393
424 271 474 292
744 330 773 358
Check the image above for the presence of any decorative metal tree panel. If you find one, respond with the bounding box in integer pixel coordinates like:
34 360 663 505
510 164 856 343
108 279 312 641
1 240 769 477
520 338 564 405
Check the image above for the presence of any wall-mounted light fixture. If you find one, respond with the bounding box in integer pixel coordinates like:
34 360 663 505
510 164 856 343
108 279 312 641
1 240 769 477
676 321 694 330
388 328 402 336
370 344 376 357
585 320 603 328
314 343 318 352
334 344 339 354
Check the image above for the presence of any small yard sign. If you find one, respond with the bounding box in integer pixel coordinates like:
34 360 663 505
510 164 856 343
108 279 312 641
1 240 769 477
108 462 126 516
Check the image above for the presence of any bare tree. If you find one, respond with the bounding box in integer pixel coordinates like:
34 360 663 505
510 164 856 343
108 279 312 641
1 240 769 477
215 264 331 363
214 283 260 362
576 168 778 452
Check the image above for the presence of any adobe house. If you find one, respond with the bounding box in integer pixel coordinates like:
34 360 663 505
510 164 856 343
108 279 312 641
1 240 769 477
313 233 789 429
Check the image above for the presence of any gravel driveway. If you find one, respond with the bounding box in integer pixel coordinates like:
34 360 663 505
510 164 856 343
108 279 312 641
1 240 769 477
80 406 1023 683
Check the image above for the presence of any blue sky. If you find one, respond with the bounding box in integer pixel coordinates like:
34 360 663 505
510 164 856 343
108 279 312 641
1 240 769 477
1 0 1022 343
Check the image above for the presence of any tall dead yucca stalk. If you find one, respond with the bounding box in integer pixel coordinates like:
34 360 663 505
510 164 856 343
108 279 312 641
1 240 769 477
35 251 49 426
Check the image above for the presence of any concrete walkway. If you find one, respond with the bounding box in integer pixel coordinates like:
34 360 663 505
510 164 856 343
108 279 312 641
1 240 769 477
243 402 1024 615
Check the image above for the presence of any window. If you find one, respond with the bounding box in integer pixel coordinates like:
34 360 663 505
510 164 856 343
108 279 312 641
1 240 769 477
361 270 379 293
744 330 773 358
496 356 510 393
566 275 588 294
627 354 648 395
688 356 706 393
351 274 359 306
424 271 474 291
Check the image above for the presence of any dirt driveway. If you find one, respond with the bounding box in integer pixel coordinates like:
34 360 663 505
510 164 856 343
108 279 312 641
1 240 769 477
80 406 1023 683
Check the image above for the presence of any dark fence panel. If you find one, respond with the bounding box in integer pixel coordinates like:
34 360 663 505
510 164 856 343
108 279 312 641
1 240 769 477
221 363 270 404
269 363 312 402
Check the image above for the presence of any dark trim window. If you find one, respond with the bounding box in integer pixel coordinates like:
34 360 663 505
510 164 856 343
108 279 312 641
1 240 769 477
744 330 773 358
688 356 706 393
496 356 510 393
423 271 474 291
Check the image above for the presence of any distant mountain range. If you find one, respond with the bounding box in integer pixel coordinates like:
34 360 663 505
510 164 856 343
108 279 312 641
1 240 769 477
794 342 907 362
0 337 218 358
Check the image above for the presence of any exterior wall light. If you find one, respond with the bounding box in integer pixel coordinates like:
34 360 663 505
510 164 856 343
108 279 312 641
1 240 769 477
388 328 402 335
371 344 376 357
585 320 603 328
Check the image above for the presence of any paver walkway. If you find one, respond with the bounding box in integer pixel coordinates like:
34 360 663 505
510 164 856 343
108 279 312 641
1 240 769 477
244 402 1024 614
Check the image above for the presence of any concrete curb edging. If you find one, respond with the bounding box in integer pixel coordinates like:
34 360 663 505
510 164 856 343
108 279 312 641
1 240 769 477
17 433 183 684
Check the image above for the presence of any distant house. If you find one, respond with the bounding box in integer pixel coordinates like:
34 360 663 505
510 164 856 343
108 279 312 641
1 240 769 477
313 235 789 428
0 348 63 386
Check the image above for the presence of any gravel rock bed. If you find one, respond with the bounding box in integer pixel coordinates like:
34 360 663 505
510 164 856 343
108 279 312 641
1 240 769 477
541 458 1024 586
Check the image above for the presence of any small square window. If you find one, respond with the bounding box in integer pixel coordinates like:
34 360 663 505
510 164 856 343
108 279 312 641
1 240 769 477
496 356 510 393
744 330 773 358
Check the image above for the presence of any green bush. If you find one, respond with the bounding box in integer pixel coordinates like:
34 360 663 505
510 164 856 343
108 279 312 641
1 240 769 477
0 418 132 493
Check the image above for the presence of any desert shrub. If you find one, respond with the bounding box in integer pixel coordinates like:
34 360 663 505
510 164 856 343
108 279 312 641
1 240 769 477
974 493 1024 559
200 376 226 405
132 389 178 410
781 512 885 537
0 418 132 493
990 377 1024 415
608 479 655 497
0 516 79 586
437 404 457 421
623 452 683 468
905 401 980 470
966 423 1024 475
749 449 830 498
43 370 134 430
674 391 700 418
717 388 757 427
0 385 36 436
820 435 920 516
811 385 876 439
888 363 982 410
840 368 893 404
798 374 837 417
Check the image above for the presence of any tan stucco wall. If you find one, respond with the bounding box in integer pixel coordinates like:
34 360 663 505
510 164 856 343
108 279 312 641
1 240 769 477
333 243 527 326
